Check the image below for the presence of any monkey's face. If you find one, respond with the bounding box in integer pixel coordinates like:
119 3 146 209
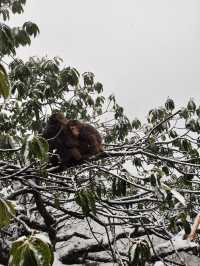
70 126 80 137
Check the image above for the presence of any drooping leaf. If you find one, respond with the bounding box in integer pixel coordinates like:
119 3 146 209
186 118 196 132
179 107 189 119
162 183 186 206
23 21 40 37
11 1 24 14
9 235 54 266
75 189 97 216
132 118 141 129
0 23 15 55
196 106 200 118
165 97 175 111
128 239 151 266
94 82 103 93
28 136 49 161
169 129 178 138
0 199 16 229
0 8 10 21
187 98 196 112
60 67 80 86
83 72 94 86
13 28 31 47
0 64 10 98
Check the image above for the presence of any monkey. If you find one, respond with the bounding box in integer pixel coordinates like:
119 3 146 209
67 119 103 160
43 112 103 168
43 112 81 167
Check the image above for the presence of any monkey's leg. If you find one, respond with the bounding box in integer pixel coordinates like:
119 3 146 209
85 134 102 155
59 147 82 167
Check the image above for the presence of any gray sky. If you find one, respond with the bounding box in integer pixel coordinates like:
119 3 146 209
8 0 200 120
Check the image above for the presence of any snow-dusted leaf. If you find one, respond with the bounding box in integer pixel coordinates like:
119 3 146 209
28 136 49 161
0 199 16 229
162 183 186 206
9 235 54 266
0 64 10 98
171 189 186 206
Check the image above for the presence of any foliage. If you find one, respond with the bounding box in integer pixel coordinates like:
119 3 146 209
0 55 131 164
128 239 151 266
1 53 200 264
75 189 97 215
1 1 200 266
0 0 39 56
1 63 200 264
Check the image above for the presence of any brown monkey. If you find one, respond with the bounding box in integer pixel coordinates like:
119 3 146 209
43 113 103 168
67 119 104 159
43 112 82 167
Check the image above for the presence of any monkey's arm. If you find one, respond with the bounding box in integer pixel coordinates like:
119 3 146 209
59 147 82 167
80 134 102 159
89 134 103 153
70 147 82 161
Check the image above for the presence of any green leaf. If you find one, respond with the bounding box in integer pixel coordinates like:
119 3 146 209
75 191 89 215
133 157 142 167
181 139 191 152
13 28 31 47
165 97 175 111
186 118 196 132
0 199 16 229
132 118 141 129
187 98 196 112
28 136 49 161
83 72 94 86
162 166 169 176
129 239 150 266
169 130 178 138
75 190 97 216
196 106 200 118
9 235 54 266
12 1 24 14
0 64 10 98
171 188 186 206
94 82 103 93
54 193 60 208
162 183 186 206
87 95 94 106
11 80 26 98
0 23 15 55
87 191 97 215
23 21 40 37
150 174 156 186
60 67 80 86
190 148 199 158
0 8 10 21
179 107 189 119
42 59 59 74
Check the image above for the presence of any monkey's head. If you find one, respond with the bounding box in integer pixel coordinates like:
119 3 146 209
43 112 68 139
48 112 67 125
68 120 81 137
48 112 65 124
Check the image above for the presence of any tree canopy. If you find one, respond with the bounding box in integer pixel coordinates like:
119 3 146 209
0 1 200 266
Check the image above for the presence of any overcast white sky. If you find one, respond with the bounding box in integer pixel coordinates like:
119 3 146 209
8 0 200 120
